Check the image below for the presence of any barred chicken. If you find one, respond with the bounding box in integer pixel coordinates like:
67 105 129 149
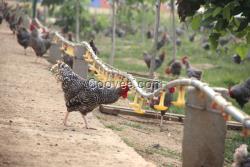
229 78 250 108
51 61 129 129
16 27 30 55
143 51 165 71
232 144 250 167
182 56 202 80
29 28 51 59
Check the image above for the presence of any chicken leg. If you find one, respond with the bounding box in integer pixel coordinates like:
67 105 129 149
82 114 96 130
160 115 164 127
63 111 69 126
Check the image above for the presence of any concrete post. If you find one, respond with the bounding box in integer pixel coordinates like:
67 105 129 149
48 40 88 79
182 88 227 167
73 46 88 79
48 41 62 64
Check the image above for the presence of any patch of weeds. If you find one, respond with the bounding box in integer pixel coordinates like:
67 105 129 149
145 146 181 160
161 163 176 167
105 124 124 131
122 137 134 147
123 122 143 129
95 115 102 120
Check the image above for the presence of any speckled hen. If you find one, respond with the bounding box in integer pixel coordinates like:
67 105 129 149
51 61 129 129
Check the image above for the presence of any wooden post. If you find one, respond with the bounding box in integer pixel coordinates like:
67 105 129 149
109 0 116 65
149 0 160 79
183 88 226 167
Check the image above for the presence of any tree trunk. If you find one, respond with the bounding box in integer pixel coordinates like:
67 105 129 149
109 0 116 65
43 6 47 24
149 0 161 79
171 0 177 60
32 0 37 19
141 3 145 43
76 0 80 42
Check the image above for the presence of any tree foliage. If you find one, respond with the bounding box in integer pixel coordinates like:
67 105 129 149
41 0 64 7
177 0 250 58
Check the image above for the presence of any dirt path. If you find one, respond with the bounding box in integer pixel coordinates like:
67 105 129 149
0 22 154 167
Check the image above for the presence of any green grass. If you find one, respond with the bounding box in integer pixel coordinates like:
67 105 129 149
123 122 143 129
105 124 124 131
145 146 181 160
121 137 134 147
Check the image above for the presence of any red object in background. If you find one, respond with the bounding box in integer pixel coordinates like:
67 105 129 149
100 0 110 8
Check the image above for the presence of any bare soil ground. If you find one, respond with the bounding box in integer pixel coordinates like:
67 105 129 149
95 112 183 167
0 22 154 167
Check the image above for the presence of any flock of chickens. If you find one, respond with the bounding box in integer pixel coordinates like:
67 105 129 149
1 2 131 130
1 2 250 129
1 2 250 166
143 29 250 112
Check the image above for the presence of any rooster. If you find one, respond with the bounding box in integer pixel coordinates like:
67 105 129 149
143 51 165 71
229 78 250 108
232 144 250 167
29 28 51 59
182 56 202 80
16 27 30 55
51 61 129 129
165 59 182 77
89 39 99 55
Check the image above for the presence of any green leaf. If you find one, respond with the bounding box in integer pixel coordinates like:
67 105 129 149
203 8 213 19
235 44 249 59
209 33 220 49
212 7 222 17
191 14 202 30
215 19 228 32
233 18 240 27
237 19 249 32
222 6 231 21
247 33 250 44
